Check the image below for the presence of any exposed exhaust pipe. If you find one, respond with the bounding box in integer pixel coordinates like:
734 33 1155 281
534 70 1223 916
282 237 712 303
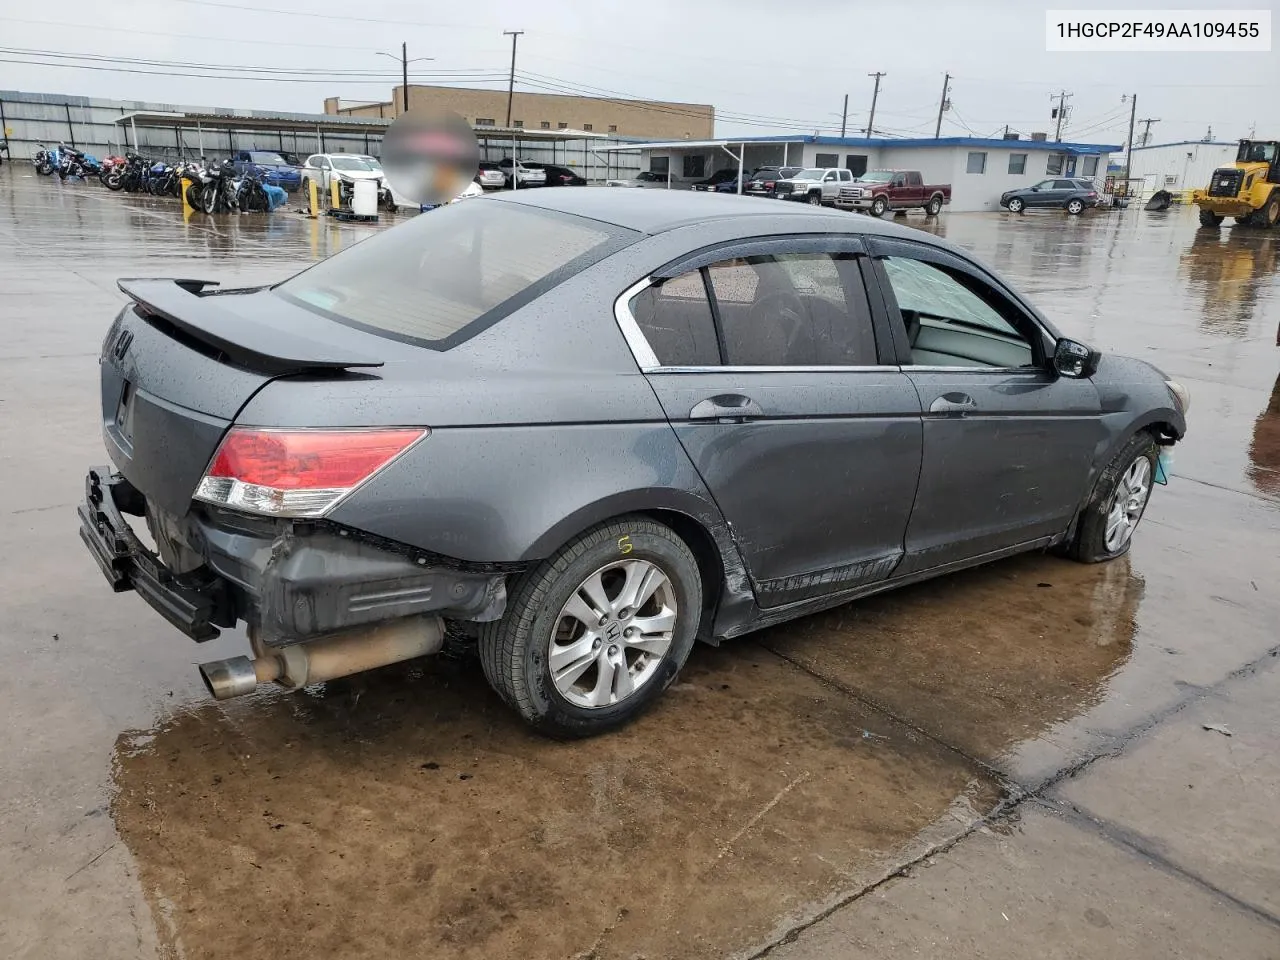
198 616 444 700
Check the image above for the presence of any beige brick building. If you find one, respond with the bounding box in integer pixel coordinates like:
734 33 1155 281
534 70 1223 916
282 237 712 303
324 85 714 140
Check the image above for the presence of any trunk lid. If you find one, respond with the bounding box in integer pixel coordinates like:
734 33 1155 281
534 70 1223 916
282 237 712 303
102 279 384 515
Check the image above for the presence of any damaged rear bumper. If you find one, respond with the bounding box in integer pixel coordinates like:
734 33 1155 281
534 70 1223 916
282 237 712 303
78 468 509 644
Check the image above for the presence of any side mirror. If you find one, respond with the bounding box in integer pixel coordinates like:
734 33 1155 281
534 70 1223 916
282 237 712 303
1053 338 1100 379
1030 186 1040 192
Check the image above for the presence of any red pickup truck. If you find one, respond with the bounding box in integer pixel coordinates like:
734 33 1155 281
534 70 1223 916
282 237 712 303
834 170 951 216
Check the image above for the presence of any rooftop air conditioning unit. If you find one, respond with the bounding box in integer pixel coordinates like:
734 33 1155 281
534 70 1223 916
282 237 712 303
1030 132 1049 141
1003 132 1020 140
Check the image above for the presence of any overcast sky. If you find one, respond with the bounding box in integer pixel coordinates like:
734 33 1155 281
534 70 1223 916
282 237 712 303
2 0 1275 146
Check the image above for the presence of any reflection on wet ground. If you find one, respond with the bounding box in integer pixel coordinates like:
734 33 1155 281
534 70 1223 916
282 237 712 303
1 170 1278 959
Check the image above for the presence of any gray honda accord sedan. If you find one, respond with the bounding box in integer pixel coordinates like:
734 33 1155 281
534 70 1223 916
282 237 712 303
79 190 1188 737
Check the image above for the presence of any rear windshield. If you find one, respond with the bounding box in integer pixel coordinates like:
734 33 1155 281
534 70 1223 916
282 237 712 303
275 201 635 349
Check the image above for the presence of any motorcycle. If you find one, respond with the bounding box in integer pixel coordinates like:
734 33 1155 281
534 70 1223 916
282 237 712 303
32 145 54 176
56 145 88 180
99 155 128 190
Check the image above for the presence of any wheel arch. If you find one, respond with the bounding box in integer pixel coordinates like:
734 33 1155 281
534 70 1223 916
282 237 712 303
520 491 747 644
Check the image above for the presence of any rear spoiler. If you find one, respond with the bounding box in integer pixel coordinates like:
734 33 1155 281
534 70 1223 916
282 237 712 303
117 278 384 373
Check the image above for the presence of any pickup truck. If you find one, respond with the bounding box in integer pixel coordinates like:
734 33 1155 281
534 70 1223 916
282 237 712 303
834 170 950 216
774 167 855 205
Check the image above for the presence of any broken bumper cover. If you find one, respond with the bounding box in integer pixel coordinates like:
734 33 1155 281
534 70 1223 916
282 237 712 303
78 468 508 645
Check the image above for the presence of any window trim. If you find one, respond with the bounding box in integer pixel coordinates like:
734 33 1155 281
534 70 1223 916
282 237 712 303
965 151 988 174
1008 152 1028 175
865 237 1056 370
614 235 898 373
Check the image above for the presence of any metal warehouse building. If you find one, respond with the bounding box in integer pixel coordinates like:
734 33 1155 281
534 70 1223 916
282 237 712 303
603 135 1120 212
1129 140 1241 196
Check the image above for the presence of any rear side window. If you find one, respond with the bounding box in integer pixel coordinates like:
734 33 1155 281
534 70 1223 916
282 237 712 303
707 253 877 366
277 202 633 348
630 272 719 366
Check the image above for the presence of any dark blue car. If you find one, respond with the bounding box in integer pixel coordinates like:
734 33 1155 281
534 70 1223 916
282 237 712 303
232 150 302 192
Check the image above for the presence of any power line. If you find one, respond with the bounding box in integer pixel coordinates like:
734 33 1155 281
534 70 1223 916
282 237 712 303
0 55 505 85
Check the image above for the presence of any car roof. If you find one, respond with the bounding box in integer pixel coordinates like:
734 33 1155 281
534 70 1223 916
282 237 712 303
492 188 938 240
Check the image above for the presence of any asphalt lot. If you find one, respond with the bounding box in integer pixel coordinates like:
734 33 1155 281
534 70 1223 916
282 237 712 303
1 168 1277 960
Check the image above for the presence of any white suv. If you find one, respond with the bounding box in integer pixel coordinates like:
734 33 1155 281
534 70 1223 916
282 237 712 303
498 158 547 187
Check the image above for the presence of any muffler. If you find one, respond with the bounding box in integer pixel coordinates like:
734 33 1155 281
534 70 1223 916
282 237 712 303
198 616 444 700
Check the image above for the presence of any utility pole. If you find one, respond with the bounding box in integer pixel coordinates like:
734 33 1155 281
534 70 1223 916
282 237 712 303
1136 118 1160 147
840 93 848 138
865 71 885 137
934 72 950 138
1051 90 1073 141
1123 93 1137 176
503 30 524 127
401 42 409 112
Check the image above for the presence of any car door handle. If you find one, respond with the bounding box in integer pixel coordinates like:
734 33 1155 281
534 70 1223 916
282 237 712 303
689 395 764 422
928 393 978 415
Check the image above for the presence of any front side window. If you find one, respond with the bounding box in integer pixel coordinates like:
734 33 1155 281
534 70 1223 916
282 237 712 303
1046 152 1065 175
277 202 631 348
630 272 719 367
880 256 1034 369
706 253 877 367
966 152 987 174
1008 153 1027 175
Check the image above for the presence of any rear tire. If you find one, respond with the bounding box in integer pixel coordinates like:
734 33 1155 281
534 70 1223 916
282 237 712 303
924 195 943 216
1066 432 1159 563
1066 198 1085 215
1198 209 1223 227
478 517 702 738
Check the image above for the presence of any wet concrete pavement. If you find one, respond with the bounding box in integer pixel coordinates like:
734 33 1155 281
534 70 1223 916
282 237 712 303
0 168 1277 959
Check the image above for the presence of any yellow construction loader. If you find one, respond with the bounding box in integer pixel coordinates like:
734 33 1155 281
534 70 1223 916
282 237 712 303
1194 139 1280 228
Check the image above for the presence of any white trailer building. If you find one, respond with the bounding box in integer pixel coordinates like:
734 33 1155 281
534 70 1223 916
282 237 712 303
600 135 1119 213
1128 140 1240 196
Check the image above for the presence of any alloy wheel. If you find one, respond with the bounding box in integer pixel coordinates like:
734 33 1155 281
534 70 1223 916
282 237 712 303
548 559 677 709
1104 457 1152 552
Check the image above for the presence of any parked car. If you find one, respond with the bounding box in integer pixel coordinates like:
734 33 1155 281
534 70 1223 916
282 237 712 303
541 164 588 187
475 161 507 189
774 167 855 204
834 170 951 216
607 171 669 188
301 153 395 209
79 190 1187 738
231 151 302 192
1001 178 1100 215
745 167 804 196
498 158 547 187
690 169 743 193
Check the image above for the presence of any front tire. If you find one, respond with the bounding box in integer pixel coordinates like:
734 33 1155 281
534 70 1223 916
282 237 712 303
1199 208 1223 227
1007 197 1025 214
478 517 702 738
1261 193 1280 228
871 195 889 217
807 190 823 206
1066 432 1159 563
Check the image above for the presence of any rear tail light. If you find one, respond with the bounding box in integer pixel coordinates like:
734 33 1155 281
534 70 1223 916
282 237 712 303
195 427 428 517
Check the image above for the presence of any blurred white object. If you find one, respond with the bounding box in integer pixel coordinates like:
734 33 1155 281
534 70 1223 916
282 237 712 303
450 181 484 203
